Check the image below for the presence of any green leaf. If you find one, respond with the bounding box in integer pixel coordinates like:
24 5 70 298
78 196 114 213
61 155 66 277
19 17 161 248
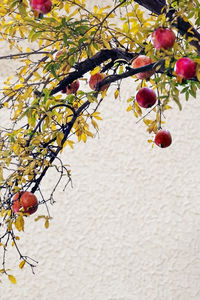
68 55 75 67
172 96 182 110
18 3 27 17
43 89 51 104
180 87 189 94
30 31 43 42
63 33 69 45
185 91 190 101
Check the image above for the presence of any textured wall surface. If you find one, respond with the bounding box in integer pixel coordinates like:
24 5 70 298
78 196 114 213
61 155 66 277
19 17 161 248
1 2 200 300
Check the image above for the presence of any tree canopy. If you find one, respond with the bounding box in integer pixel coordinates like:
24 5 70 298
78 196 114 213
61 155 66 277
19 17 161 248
0 0 200 283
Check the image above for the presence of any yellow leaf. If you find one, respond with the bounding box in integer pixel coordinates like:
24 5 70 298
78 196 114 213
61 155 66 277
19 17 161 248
114 89 119 99
187 26 194 34
14 215 24 232
19 260 25 269
28 174 34 181
85 130 94 138
143 119 153 126
7 210 12 217
196 64 200 82
64 3 70 13
92 112 100 116
103 39 111 49
56 132 64 147
45 219 49 229
126 105 133 112
101 89 107 98
81 133 87 143
123 22 129 33
13 109 22 120
194 58 200 64
33 71 41 80
90 66 101 76
163 105 172 110
0 7 7 14
0 209 5 217
8 275 17 284
35 215 46 222
93 115 102 120
87 95 96 103
14 84 24 90
134 101 142 116
67 140 75 149
89 44 97 55
7 220 13 231
91 119 99 130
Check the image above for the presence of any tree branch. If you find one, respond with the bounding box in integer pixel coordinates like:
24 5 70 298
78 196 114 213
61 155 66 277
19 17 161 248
31 101 90 193
48 48 137 96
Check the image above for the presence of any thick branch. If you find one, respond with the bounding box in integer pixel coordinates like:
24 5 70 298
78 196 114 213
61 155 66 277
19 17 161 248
135 0 165 14
135 0 200 53
49 49 137 96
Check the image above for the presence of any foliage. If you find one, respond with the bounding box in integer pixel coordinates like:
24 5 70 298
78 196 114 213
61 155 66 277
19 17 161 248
0 0 199 282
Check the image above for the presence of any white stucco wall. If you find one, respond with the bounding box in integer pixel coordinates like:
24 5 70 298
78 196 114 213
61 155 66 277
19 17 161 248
1 2 200 300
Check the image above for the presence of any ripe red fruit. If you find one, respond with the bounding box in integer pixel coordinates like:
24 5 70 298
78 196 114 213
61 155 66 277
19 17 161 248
136 87 157 108
30 0 52 14
62 80 80 95
11 191 38 215
175 57 196 79
132 55 155 79
154 129 172 148
151 28 175 50
89 72 110 91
